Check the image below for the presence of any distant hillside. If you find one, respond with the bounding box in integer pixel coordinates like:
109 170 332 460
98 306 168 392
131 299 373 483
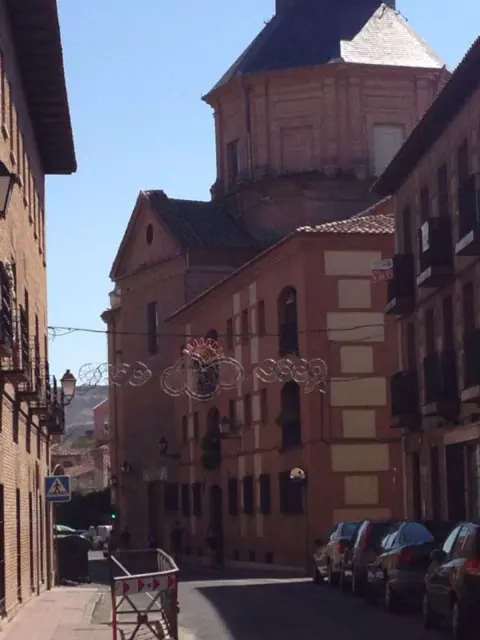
65 385 108 429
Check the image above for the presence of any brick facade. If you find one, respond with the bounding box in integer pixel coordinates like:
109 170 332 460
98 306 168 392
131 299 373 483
0 2 75 622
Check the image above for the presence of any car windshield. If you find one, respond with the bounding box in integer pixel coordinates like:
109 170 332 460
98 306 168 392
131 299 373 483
341 522 359 537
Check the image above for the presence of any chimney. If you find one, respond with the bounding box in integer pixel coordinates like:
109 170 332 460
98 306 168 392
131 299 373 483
276 0 296 12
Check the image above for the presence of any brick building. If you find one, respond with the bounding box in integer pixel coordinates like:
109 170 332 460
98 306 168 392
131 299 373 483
0 0 75 621
375 36 480 522
103 0 446 542
163 199 401 569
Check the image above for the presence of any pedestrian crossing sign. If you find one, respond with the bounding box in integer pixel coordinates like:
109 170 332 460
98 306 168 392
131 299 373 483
45 475 71 503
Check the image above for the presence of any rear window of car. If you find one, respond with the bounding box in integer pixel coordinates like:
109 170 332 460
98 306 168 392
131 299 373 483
367 521 394 545
341 522 359 537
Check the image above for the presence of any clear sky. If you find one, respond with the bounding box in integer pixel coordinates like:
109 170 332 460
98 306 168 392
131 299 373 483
47 0 479 379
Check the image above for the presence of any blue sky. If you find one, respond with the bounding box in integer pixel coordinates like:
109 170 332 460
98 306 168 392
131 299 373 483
47 0 479 379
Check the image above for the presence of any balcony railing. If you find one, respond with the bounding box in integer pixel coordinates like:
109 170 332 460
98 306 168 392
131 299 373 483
463 329 480 389
416 217 454 288
390 370 419 426
456 174 480 256
279 322 299 356
385 253 415 316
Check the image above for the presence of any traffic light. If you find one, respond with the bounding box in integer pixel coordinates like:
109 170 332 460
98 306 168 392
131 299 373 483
111 509 117 521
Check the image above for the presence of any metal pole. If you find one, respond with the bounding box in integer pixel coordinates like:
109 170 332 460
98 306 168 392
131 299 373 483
52 464 63 586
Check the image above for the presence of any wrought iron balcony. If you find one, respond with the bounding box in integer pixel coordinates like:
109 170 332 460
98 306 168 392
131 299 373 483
456 174 480 256
390 370 419 428
385 254 415 316
463 329 480 392
17 340 42 402
416 217 454 288
0 315 29 384
39 377 66 435
0 307 14 357
279 322 299 357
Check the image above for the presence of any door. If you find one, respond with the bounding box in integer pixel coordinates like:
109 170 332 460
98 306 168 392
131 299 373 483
373 124 405 176
209 485 223 564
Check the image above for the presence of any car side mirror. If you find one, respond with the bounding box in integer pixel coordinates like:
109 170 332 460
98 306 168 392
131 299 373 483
430 549 446 564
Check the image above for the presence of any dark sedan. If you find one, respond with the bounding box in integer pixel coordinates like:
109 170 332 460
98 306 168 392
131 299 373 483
313 521 359 586
364 520 452 612
423 521 480 639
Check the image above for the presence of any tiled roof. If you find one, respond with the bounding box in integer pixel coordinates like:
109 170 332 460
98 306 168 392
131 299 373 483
298 210 394 235
375 36 480 196
209 1 442 94
340 5 444 68
145 191 258 249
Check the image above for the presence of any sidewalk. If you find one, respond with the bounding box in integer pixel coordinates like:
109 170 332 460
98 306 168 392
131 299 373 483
0 587 111 640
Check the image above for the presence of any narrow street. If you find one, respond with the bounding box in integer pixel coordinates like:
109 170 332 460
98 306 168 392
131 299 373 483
89 553 445 640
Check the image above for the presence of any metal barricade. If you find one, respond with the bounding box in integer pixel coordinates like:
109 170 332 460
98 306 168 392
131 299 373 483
109 549 179 640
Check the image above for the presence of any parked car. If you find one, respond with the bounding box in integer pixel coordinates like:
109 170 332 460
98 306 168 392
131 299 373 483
313 521 359 586
423 521 480 639
364 520 453 612
340 519 397 595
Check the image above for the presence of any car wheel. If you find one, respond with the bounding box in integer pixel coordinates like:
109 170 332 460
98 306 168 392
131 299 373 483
384 578 401 613
326 562 338 587
452 601 471 640
312 565 322 585
422 593 438 630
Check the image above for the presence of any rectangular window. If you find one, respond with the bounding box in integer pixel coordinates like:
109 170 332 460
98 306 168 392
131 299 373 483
226 318 234 350
26 417 31 453
193 412 199 441
437 163 449 217
259 474 271 515
243 476 254 515
228 478 238 516
244 393 252 427
279 471 304 515
13 402 19 444
260 388 268 424
164 483 179 512
425 308 435 355
463 281 475 335
420 186 430 222
181 416 188 445
147 301 158 355
241 310 249 345
372 124 404 176
257 301 266 337
192 483 202 517
181 484 190 517
16 488 21 601
28 492 34 592
402 206 412 253
226 139 240 186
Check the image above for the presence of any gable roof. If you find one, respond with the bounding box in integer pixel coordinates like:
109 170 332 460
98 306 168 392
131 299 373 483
207 2 443 97
8 0 76 174
374 36 480 196
109 190 258 280
166 198 393 322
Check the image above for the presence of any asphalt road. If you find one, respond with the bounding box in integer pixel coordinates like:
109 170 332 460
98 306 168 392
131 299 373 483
87 554 445 640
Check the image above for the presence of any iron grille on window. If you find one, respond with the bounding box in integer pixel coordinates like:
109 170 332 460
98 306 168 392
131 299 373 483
279 471 303 515
259 474 271 515
228 478 238 516
0 263 13 354
192 483 202 517
243 476 254 515
164 483 179 512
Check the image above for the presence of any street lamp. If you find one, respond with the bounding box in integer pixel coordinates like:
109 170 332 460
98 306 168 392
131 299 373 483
0 161 16 218
60 369 76 405
218 416 232 437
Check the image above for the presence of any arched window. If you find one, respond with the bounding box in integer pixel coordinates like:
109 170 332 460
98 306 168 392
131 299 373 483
279 381 301 449
277 287 299 356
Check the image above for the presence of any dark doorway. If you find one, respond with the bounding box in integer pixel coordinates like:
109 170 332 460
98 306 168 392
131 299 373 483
209 485 223 565
411 452 422 520
446 443 467 521
147 482 162 546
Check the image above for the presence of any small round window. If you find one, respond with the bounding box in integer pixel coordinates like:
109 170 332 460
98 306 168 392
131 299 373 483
146 224 154 245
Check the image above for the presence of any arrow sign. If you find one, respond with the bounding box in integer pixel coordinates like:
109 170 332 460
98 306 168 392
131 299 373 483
167 575 176 590
123 582 130 596
137 579 145 592
152 578 160 590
